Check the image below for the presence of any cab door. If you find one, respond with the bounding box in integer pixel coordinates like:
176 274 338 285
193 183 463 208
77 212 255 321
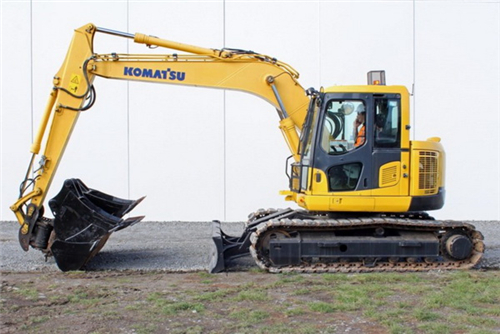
312 93 375 194
371 94 404 193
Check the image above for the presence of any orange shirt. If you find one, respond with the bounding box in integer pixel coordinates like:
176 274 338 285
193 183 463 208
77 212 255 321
355 124 366 147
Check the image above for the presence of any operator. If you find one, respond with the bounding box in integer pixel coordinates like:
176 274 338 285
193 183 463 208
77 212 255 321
353 104 366 147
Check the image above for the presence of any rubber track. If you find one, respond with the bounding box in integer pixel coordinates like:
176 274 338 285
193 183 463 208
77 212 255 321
249 217 485 273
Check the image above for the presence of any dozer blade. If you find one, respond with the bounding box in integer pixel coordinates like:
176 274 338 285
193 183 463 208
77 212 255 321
208 220 251 273
48 179 145 271
209 221 226 273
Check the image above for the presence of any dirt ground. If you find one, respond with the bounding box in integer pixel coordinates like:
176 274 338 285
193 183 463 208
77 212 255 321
1 269 499 334
2 270 376 334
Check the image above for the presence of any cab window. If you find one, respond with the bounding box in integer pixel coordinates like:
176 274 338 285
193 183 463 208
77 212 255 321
320 100 366 154
299 98 321 191
374 98 400 147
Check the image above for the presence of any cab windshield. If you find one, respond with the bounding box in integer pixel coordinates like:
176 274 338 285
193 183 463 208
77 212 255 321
320 100 366 154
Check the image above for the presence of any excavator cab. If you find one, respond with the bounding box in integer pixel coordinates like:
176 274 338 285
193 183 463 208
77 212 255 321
286 77 445 214
291 89 408 209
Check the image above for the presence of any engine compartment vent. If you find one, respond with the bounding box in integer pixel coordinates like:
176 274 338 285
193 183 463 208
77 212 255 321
379 162 400 188
418 151 438 194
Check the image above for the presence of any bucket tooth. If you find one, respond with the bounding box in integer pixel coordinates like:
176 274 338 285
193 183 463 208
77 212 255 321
47 179 144 271
86 191 146 217
111 215 145 232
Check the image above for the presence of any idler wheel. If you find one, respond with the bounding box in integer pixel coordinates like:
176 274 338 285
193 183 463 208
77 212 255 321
445 234 472 260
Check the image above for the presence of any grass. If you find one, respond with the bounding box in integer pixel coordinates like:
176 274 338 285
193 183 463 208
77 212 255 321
414 308 441 321
130 323 158 334
162 301 205 315
14 287 40 301
234 290 269 301
309 271 499 333
230 309 269 321
308 301 337 313
2 270 499 334
195 288 236 301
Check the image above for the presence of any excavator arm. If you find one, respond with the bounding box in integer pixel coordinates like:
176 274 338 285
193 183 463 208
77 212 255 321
11 23 309 271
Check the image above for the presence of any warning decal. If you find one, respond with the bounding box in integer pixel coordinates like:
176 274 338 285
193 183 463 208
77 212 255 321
69 74 81 93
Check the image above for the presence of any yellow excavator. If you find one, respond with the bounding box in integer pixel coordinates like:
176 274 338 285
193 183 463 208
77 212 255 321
11 23 484 272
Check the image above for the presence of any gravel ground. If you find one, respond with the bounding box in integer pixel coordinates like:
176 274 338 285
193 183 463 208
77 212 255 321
0 220 498 272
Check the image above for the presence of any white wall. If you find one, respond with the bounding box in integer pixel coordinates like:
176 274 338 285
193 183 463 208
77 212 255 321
1 0 499 222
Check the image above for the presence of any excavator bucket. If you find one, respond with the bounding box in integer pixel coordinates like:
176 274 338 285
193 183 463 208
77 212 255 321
48 179 145 271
